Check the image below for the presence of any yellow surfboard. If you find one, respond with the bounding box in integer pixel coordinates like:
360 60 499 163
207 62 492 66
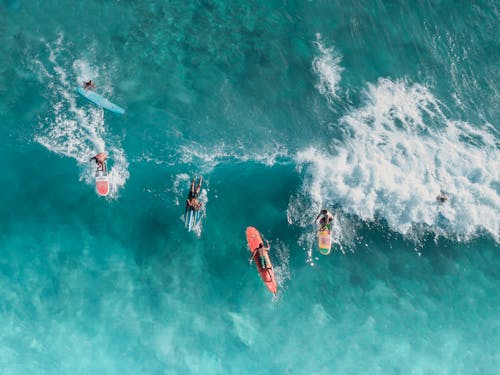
317 228 332 255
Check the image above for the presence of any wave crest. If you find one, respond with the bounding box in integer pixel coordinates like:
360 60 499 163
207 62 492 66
312 33 344 102
32 36 129 198
291 78 500 243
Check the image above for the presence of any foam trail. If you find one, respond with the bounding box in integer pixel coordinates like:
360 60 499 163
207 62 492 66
170 173 192 206
177 142 289 171
272 240 291 302
32 36 128 198
139 143 288 171
291 78 500 243
312 33 344 103
97 147 129 198
72 59 100 87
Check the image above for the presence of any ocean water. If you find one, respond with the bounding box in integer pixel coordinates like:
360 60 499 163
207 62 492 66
0 0 499 373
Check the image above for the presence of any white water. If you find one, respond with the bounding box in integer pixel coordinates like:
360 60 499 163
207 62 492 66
291 77 499 243
32 36 129 198
272 239 291 301
312 33 343 102
177 141 290 170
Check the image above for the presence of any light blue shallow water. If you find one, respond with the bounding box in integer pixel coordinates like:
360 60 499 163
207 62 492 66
0 1 499 374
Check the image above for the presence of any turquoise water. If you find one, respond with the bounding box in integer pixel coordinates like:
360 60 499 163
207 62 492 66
1 0 499 373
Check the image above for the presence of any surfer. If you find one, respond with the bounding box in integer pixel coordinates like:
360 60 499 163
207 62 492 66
436 191 449 203
90 152 107 172
83 80 96 90
315 209 334 230
250 241 271 269
186 177 203 211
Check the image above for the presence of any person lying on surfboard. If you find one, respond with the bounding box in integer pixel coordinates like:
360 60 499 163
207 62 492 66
83 80 96 90
315 209 334 230
90 152 107 172
249 240 271 269
186 177 203 211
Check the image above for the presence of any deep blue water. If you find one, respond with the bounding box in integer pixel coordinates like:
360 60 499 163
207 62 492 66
0 1 499 374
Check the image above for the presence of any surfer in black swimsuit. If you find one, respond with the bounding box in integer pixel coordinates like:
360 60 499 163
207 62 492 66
436 192 449 203
186 177 203 211
90 152 107 172
83 80 96 90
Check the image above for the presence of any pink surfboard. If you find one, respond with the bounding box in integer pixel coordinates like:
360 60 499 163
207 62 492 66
95 170 109 197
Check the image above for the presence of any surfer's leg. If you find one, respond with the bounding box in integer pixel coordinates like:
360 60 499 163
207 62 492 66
264 253 272 269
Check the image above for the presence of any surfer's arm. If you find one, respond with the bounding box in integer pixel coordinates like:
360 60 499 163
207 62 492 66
195 177 203 193
248 249 259 264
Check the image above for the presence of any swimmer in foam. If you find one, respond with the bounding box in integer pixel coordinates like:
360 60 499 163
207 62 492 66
315 209 334 230
186 177 203 211
90 152 107 172
436 192 449 203
83 80 96 90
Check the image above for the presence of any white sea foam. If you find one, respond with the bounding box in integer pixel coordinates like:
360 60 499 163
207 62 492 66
137 142 288 171
272 240 291 300
170 173 192 206
183 143 284 167
312 33 343 102
177 142 289 172
72 59 100 86
290 78 500 243
33 36 128 198
106 147 130 199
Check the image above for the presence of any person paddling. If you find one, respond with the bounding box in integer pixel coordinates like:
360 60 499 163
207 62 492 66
249 240 271 269
315 209 334 230
83 80 96 90
90 152 107 172
186 177 203 211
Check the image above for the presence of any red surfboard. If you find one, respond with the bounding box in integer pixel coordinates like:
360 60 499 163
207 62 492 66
95 166 109 197
245 227 277 294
